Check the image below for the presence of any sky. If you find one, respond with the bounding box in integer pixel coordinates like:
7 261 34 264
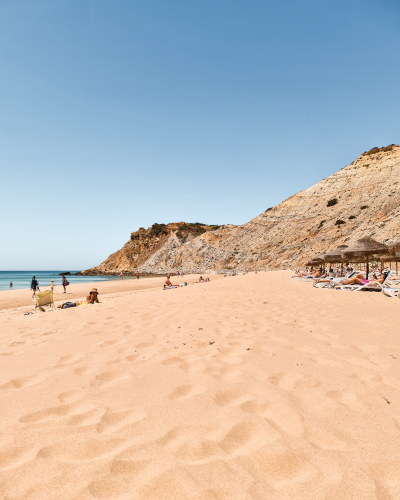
0 0 399 270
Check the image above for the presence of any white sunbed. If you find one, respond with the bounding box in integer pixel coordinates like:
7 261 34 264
340 270 392 292
313 271 357 289
382 287 400 298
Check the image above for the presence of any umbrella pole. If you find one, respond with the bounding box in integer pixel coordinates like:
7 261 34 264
366 256 369 280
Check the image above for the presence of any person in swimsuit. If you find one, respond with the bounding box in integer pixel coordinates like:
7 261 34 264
164 274 173 289
87 288 100 304
135 272 139 280
62 274 67 293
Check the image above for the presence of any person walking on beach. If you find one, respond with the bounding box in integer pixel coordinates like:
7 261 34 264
31 276 39 297
119 272 123 280
61 274 67 293
135 271 139 280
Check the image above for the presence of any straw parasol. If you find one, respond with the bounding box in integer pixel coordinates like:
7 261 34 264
375 252 400 275
342 237 387 279
389 239 400 258
324 245 348 273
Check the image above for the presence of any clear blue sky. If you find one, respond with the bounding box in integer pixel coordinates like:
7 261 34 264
1 0 399 270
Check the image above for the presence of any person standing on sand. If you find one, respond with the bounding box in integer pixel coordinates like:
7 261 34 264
135 271 139 280
31 276 39 297
61 274 67 293
120 272 123 280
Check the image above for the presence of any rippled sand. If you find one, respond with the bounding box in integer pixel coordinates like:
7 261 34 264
1 271 400 499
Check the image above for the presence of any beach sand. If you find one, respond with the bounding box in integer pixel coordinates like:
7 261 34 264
0 274 222 313
1 271 400 499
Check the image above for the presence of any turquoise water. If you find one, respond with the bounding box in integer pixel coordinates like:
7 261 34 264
0 271 124 291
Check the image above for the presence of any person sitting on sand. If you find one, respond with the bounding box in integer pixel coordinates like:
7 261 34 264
87 288 100 304
164 274 173 289
198 276 205 283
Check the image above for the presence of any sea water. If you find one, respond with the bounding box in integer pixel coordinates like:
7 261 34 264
0 271 124 291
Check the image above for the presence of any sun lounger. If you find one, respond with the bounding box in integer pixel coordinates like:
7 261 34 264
314 272 357 289
292 273 328 282
340 271 392 292
382 288 400 298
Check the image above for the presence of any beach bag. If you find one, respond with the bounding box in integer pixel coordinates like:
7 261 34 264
64 280 70 286
62 302 76 309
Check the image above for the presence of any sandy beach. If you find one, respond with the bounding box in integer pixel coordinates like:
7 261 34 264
1 271 400 499
0 274 223 314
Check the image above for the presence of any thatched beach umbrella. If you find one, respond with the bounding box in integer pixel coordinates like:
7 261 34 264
342 237 387 279
389 239 400 258
376 252 400 275
308 256 325 268
324 245 348 273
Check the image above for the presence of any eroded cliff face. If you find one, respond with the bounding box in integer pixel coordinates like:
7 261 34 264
79 223 223 275
80 145 400 274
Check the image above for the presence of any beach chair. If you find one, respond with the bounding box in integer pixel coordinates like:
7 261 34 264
34 290 55 312
340 270 392 292
314 272 357 289
382 288 400 298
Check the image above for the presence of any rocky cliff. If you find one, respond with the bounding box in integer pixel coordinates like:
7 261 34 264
80 145 400 274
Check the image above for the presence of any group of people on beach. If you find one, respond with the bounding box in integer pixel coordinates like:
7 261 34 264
119 272 140 280
293 266 391 288
163 272 205 289
31 274 69 297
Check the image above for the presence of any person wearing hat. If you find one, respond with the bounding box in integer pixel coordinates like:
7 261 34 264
87 288 100 304
50 279 54 292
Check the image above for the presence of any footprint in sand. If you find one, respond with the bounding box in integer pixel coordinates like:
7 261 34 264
90 370 131 388
268 372 321 391
214 389 255 407
37 437 126 462
244 449 318 483
0 446 37 471
168 385 207 401
56 353 85 367
326 390 367 412
19 401 97 424
99 340 120 348
97 409 147 433
219 420 280 454
74 365 96 376
58 390 84 403
0 372 48 391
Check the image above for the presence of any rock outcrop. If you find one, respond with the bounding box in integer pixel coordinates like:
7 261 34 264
80 145 400 274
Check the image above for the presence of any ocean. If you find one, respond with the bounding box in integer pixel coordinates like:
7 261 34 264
0 271 124 292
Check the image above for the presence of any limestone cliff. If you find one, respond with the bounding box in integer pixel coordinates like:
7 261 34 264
79 223 223 275
80 145 400 274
